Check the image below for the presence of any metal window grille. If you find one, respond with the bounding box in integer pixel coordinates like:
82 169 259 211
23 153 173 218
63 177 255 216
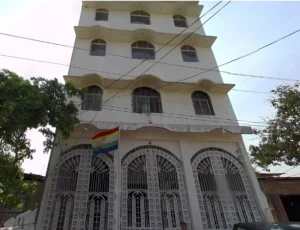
89 157 110 193
193 99 212 115
181 45 198 62
131 41 155 60
197 158 227 230
86 157 111 230
192 149 261 230
86 195 108 230
161 193 182 230
173 15 187 27
157 155 179 191
221 158 255 223
56 156 80 192
90 39 106 56
132 87 162 113
234 195 254 223
130 11 150 25
127 155 148 190
127 192 150 227
222 158 246 192
82 86 103 111
55 195 73 230
95 9 108 21
203 194 227 229
197 158 217 192
133 95 162 113
121 146 190 230
192 91 214 115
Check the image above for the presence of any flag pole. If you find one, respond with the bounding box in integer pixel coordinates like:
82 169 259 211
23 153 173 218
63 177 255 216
118 122 121 230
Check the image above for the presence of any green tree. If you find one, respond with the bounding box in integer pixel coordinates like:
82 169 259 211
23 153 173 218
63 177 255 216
0 155 37 210
250 83 300 170
0 69 85 209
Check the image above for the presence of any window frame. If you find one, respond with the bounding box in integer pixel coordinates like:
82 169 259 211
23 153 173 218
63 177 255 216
131 41 155 60
90 39 107 56
132 87 162 114
95 8 109 21
173 15 188 28
181 45 198 62
192 91 215 115
81 85 103 111
130 10 151 25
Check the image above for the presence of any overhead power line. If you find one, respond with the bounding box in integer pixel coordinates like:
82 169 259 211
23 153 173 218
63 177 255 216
0 8 297 84
0 53 271 94
0 33 296 82
68 26 300 102
73 103 268 127
157 28 300 90
101 105 268 127
102 1 232 105
69 1 226 147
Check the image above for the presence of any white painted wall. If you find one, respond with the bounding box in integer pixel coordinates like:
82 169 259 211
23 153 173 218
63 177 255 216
68 39 222 83
2 209 36 230
72 88 239 126
79 8 206 36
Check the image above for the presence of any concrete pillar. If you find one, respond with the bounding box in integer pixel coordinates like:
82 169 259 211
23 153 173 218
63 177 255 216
179 140 202 230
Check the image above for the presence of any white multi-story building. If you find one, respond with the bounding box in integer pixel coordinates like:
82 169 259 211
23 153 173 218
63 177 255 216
37 1 272 230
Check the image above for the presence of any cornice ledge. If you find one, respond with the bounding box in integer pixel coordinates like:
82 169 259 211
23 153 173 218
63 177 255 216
80 121 253 134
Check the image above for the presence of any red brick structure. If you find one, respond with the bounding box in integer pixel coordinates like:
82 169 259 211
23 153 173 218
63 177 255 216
258 176 300 221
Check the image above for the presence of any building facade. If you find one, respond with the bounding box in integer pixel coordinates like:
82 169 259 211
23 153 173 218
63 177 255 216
37 1 272 230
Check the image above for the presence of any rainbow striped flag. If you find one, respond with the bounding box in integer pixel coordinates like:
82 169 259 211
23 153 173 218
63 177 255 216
92 127 119 156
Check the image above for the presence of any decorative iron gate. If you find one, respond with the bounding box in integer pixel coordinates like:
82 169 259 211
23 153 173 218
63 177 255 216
121 146 191 230
191 148 261 230
41 145 115 230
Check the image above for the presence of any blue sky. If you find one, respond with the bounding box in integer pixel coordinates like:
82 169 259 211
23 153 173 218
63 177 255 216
0 0 299 176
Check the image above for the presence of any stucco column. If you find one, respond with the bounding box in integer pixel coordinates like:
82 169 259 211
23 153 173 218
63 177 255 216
236 140 274 221
179 140 201 230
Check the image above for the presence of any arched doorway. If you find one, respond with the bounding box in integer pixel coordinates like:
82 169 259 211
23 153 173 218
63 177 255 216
191 148 261 230
41 145 115 230
121 146 191 230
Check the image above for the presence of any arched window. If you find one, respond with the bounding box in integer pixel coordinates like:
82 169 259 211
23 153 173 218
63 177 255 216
132 87 162 113
90 39 106 56
131 41 155 60
82 86 103 111
181 45 198 62
173 15 187 27
130 10 150 25
192 91 214 115
95 8 108 21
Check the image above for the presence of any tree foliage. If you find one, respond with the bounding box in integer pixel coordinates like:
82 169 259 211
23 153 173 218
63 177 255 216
250 83 300 170
0 69 85 162
0 69 85 209
0 155 37 210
